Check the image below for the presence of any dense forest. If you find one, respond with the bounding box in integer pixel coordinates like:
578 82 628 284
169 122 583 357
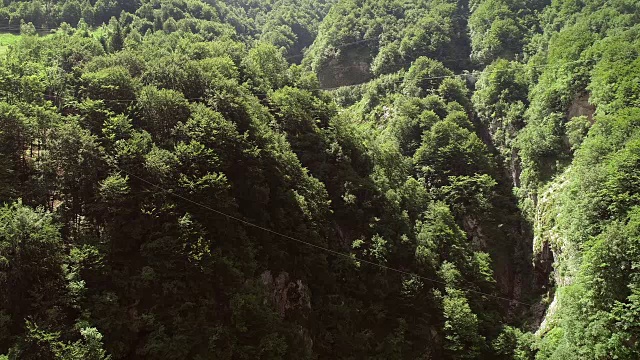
0 0 639 359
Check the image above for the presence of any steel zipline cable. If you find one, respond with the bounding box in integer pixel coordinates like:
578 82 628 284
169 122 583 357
38 57 602 105
9 34 602 308
118 168 535 307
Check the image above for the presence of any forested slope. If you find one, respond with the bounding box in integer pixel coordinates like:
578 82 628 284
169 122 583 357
470 0 640 358
0 0 639 359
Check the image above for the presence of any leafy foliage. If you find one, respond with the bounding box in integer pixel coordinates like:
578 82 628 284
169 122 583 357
3 0 640 359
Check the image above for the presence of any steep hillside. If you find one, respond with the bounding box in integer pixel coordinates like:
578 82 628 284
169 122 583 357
1 0 640 359
305 0 472 87
0 1 534 359
0 0 335 58
471 0 640 357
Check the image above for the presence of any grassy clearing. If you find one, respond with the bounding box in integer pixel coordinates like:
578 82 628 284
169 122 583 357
0 33 21 54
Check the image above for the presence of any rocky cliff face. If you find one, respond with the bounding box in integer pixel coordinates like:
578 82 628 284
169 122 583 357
530 168 579 332
317 46 373 88
261 271 311 318
471 116 540 311
567 93 596 123
261 271 314 354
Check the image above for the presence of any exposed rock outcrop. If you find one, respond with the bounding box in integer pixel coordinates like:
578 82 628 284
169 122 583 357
261 271 313 354
317 46 373 88
567 93 595 123
261 271 311 318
